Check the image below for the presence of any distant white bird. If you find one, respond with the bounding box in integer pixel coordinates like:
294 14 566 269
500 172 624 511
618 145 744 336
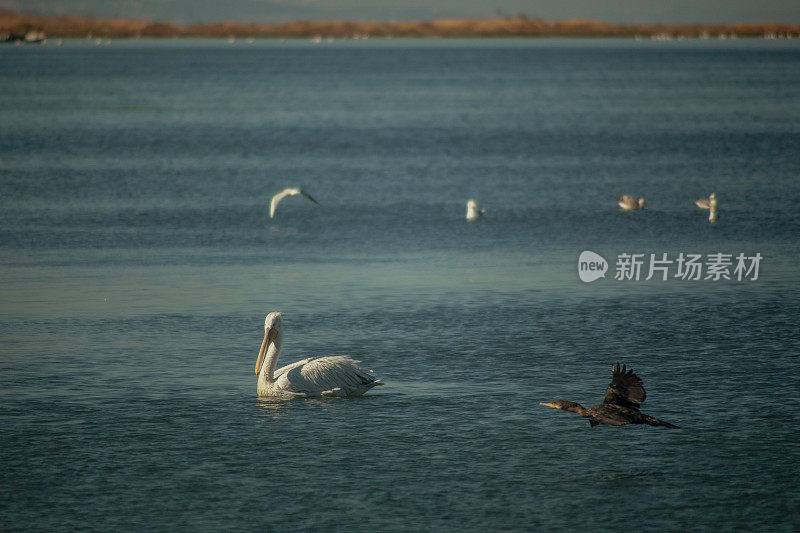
695 193 718 223
255 312 383 398
269 188 319 218
618 195 647 210
695 193 717 210
466 199 485 221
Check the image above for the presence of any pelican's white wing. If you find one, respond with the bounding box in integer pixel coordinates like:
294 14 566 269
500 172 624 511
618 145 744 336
274 355 381 396
273 357 316 379
695 198 711 209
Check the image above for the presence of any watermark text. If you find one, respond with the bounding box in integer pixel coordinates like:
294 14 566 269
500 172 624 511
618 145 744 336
579 251 762 282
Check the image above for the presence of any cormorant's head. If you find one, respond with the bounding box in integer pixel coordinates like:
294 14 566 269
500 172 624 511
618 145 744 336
539 400 584 413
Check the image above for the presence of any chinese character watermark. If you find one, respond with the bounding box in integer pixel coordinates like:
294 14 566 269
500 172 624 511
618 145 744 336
579 251 762 282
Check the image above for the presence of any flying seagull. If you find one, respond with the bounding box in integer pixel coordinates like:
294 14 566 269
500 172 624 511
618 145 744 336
695 193 717 210
269 188 320 218
694 193 718 223
466 199 485 221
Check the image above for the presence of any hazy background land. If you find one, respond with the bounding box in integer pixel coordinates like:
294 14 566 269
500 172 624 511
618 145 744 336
3 0 800 25
2 10 800 39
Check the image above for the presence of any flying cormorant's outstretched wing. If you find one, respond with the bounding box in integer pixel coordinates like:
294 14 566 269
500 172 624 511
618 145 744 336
603 363 646 408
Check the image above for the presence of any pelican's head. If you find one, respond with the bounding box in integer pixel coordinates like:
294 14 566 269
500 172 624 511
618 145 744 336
638 198 647 209
467 199 478 209
255 312 283 375
265 311 283 331
710 193 716 200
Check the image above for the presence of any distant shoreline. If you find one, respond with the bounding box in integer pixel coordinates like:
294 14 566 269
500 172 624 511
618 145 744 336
2 10 799 40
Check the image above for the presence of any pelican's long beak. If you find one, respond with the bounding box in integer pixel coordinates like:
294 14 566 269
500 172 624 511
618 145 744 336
255 327 276 375
539 402 557 409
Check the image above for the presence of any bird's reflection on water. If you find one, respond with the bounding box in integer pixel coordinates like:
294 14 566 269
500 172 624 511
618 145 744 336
254 395 356 420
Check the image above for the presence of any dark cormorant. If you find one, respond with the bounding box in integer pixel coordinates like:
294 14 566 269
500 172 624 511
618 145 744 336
539 363 679 428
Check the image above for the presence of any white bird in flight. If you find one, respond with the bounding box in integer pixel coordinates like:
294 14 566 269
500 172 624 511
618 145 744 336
466 199 485 220
694 193 717 210
269 188 319 218
617 195 647 210
695 193 718 223
255 312 383 398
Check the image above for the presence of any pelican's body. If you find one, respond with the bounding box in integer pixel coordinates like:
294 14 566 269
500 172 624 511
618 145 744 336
466 199 485 221
255 312 383 398
269 188 319 218
618 195 647 210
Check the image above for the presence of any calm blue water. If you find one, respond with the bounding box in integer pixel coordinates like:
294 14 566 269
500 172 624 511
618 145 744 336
1 38 799 531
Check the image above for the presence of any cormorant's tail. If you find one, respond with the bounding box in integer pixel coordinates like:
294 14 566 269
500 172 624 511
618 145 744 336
645 415 679 428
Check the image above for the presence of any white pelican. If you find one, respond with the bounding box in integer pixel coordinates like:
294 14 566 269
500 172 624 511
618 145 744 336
255 312 383 398
269 188 319 218
466 199 485 221
695 193 717 210
617 195 647 210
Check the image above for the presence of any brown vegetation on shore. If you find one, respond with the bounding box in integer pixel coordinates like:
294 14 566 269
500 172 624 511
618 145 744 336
2 10 799 39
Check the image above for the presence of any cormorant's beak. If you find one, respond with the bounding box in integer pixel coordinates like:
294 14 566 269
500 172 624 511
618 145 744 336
539 402 557 409
255 327 276 375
